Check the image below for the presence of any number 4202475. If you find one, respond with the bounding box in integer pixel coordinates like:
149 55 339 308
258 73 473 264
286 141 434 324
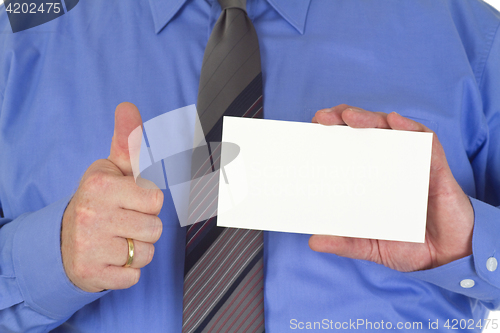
5 2 61 14
444 318 498 330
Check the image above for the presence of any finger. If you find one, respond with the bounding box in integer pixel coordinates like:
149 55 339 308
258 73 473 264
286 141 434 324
82 168 164 215
309 235 381 263
112 209 163 243
386 112 431 132
136 176 162 190
111 176 164 215
386 112 451 189
107 238 155 269
313 105 348 126
108 102 143 177
341 107 391 129
101 265 141 290
386 112 444 163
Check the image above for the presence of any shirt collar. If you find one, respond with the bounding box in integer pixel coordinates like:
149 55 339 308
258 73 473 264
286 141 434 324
148 0 311 34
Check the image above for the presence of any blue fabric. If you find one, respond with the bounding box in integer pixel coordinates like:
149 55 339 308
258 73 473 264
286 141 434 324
0 0 499 331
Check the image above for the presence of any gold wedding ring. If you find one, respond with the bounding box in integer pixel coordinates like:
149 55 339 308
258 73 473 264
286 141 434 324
124 238 134 268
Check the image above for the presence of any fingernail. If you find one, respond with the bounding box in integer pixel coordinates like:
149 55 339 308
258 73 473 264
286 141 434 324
347 107 363 113
319 108 333 113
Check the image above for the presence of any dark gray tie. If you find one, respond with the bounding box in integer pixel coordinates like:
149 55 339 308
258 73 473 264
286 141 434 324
181 0 265 332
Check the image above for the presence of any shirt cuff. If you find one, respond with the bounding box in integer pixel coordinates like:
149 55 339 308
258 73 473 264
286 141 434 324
12 196 109 320
405 197 500 308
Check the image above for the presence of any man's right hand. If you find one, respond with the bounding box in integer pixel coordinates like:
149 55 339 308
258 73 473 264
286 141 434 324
61 102 164 293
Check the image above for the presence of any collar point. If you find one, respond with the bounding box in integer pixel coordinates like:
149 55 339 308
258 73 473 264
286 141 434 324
266 0 310 35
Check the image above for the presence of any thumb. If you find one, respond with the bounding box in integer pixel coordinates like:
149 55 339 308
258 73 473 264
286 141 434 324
108 102 143 176
309 235 375 261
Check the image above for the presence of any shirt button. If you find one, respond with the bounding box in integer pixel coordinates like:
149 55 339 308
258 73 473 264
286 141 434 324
460 279 475 288
486 257 498 272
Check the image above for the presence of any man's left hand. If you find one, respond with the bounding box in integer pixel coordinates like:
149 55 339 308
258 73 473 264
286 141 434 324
308 104 474 272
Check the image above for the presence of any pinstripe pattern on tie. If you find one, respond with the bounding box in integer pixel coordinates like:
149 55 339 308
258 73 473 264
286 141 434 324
181 1 265 332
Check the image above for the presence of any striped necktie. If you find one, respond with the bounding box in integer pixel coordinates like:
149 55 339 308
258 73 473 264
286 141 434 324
181 0 265 332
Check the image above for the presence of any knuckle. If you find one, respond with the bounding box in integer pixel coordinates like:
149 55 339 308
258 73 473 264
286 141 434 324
146 244 155 265
151 217 163 242
151 190 164 214
83 169 112 193
71 241 92 274
74 204 94 227
130 269 141 286
72 235 87 255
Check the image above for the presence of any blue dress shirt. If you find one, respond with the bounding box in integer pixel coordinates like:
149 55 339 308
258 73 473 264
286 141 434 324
1 0 500 332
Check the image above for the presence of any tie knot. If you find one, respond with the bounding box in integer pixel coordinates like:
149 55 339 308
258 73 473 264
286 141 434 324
218 0 247 11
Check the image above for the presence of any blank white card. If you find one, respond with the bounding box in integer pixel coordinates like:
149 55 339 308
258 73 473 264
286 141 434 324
217 117 433 243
